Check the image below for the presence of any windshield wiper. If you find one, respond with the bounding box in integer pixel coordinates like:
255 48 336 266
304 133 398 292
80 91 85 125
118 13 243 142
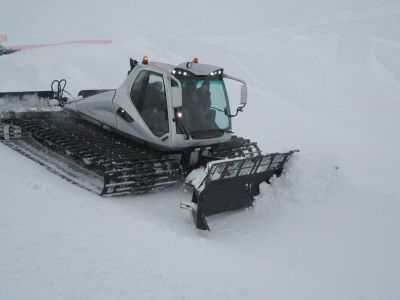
191 129 233 134
210 106 225 113
176 119 190 140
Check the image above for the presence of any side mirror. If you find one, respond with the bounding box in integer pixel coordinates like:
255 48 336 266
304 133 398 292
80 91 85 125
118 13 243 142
171 86 182 108
240 85 247 105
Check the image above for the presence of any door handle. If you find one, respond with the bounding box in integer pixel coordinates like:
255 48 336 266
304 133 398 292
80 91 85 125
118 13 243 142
116 107 134 123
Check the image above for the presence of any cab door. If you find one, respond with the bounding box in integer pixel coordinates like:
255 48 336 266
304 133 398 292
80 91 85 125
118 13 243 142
114 69 171 148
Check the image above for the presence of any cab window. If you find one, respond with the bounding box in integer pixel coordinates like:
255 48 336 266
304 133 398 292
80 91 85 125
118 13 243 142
130 71 169 137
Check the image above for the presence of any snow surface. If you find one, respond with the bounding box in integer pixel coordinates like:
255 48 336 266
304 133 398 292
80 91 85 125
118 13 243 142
1 0 400 299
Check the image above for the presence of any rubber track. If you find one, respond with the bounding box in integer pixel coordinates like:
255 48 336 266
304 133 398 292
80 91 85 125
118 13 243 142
1 111 180 196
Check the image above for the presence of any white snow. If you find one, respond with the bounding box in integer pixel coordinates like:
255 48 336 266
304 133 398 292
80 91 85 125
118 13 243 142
1 0 400 299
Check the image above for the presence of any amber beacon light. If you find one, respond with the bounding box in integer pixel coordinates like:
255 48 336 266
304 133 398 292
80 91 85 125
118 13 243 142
142 56 149 64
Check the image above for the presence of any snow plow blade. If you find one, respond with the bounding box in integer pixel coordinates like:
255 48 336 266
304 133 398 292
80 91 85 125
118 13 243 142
189 151 297 230
0 91 55 101
0 79 69 112
0 91 59 113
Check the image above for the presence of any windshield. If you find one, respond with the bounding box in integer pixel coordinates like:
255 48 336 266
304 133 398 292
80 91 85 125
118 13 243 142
178 78 231 138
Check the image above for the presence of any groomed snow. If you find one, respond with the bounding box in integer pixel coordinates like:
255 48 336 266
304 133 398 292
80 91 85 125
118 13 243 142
1 1 399 299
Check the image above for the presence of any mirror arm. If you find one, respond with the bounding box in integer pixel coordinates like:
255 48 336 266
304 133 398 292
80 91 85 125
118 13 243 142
225 103 246 118
223 73 248 118
223 73 247 88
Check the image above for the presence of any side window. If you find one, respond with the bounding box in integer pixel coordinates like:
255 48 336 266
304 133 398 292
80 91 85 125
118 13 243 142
130 71 147 108
130 71 169 137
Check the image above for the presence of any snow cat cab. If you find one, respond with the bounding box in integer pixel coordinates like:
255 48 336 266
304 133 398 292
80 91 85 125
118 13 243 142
0 56 297 230
74 56 244 152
